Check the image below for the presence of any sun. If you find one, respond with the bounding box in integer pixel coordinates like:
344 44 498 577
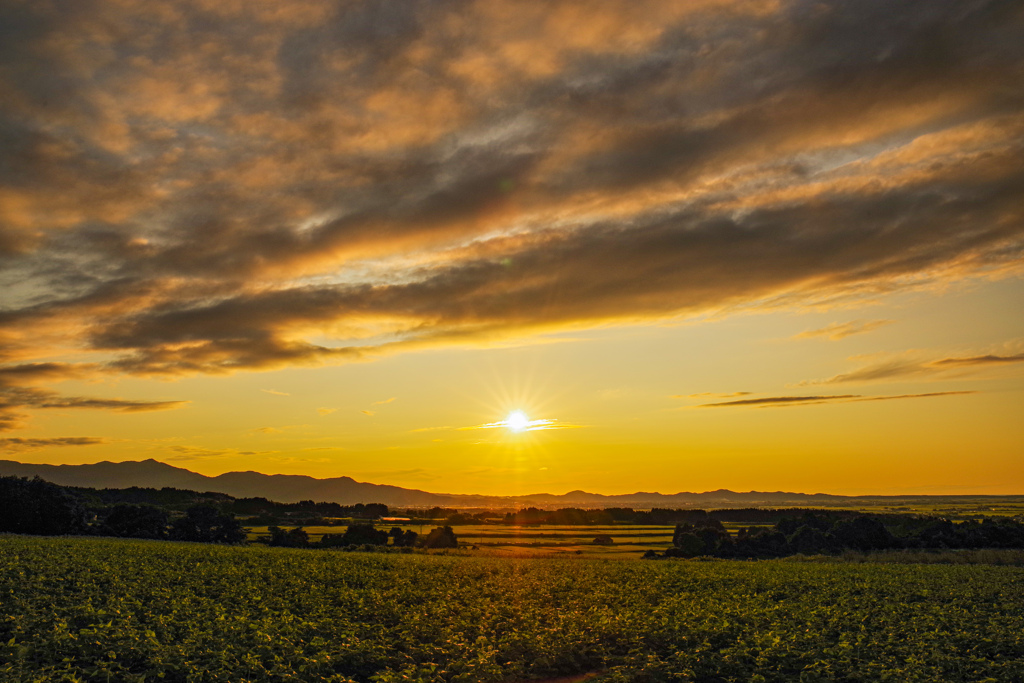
505 410 531 432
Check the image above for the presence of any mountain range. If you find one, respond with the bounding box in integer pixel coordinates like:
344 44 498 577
1 459 1019 508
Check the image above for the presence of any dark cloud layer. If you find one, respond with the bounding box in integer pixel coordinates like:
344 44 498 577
1 0 1022 422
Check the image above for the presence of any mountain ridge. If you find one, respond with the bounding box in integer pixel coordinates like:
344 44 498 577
1 459 1020 507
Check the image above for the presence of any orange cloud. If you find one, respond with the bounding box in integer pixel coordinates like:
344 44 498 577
795 320 895 341
0 0 1020 389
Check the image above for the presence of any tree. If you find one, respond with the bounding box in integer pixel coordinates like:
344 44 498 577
0 476 89 536
341 524 388 546
421 525 458 549
267 525 309 548
395 529 418 547
101 504 169 539
672 532 705 558
786 525 834 555
170 504 246 544
831 516 893 552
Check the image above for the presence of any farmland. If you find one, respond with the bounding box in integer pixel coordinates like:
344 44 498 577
4 536 1024 682
246 525 683 558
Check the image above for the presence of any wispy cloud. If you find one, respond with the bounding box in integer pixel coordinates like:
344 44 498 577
698 391 976 408
0 437 108 452
261 389 291 396
0 384 187 433
166 445 277 461
371 397 397 405
316 407 337 416
360 410 375 417
795 319 895 341
931 354 1024 367
803 351 1024 385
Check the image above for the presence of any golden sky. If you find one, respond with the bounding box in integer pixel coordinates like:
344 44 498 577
1 0 1022 495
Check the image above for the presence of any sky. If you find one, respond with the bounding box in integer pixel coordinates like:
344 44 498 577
1 0 1022 496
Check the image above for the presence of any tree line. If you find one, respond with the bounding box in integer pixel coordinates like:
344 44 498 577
66 484 389 522
0 476 457 550
498 506 861 526
647 510 1024 559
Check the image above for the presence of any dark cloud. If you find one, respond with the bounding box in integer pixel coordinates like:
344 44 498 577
0 363 92 385
0 0 1020 382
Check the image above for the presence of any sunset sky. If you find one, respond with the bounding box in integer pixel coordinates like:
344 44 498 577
1 0 1022 496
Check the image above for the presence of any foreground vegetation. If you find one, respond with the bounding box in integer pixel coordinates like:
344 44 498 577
3 536 1024 682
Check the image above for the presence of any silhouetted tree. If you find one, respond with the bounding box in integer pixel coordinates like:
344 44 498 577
170 504 246 543
831 516 893 552
672 532 705 557
421 525 458 548
101 504 169 539
319 533 348 548
0 476 89 536
786 525 834 555
341 524 388 546
267 525 309 548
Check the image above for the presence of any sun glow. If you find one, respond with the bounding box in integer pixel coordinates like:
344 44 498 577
505 410 531 432
466 412 569 432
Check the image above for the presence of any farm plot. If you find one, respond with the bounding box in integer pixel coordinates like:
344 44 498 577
3 535 1024 682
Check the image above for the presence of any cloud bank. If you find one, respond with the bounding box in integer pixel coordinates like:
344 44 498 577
1 0 1022 428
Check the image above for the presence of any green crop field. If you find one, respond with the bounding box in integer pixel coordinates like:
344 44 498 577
3 536 1024 682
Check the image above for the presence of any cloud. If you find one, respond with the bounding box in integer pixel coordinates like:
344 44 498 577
0 382 187 433
0 437 108 452
805 351 1024 384
316 407 337 416
698 391 976 408
675 392 752 399
261 389 291 396
360 410 375 417
0 363 96 385
795 319 895 341
460 417 582 431
166 445 277 461
0 0 1020 382
930 354 1024 367
371 397 397 405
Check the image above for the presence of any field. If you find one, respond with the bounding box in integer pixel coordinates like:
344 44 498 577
4 536 1024 682
245 525 684 558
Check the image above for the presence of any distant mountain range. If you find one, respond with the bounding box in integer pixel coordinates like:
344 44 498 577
1 459 1020 508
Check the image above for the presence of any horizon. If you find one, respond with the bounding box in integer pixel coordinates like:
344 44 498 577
1 1 1022 497
4 457 1023 500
